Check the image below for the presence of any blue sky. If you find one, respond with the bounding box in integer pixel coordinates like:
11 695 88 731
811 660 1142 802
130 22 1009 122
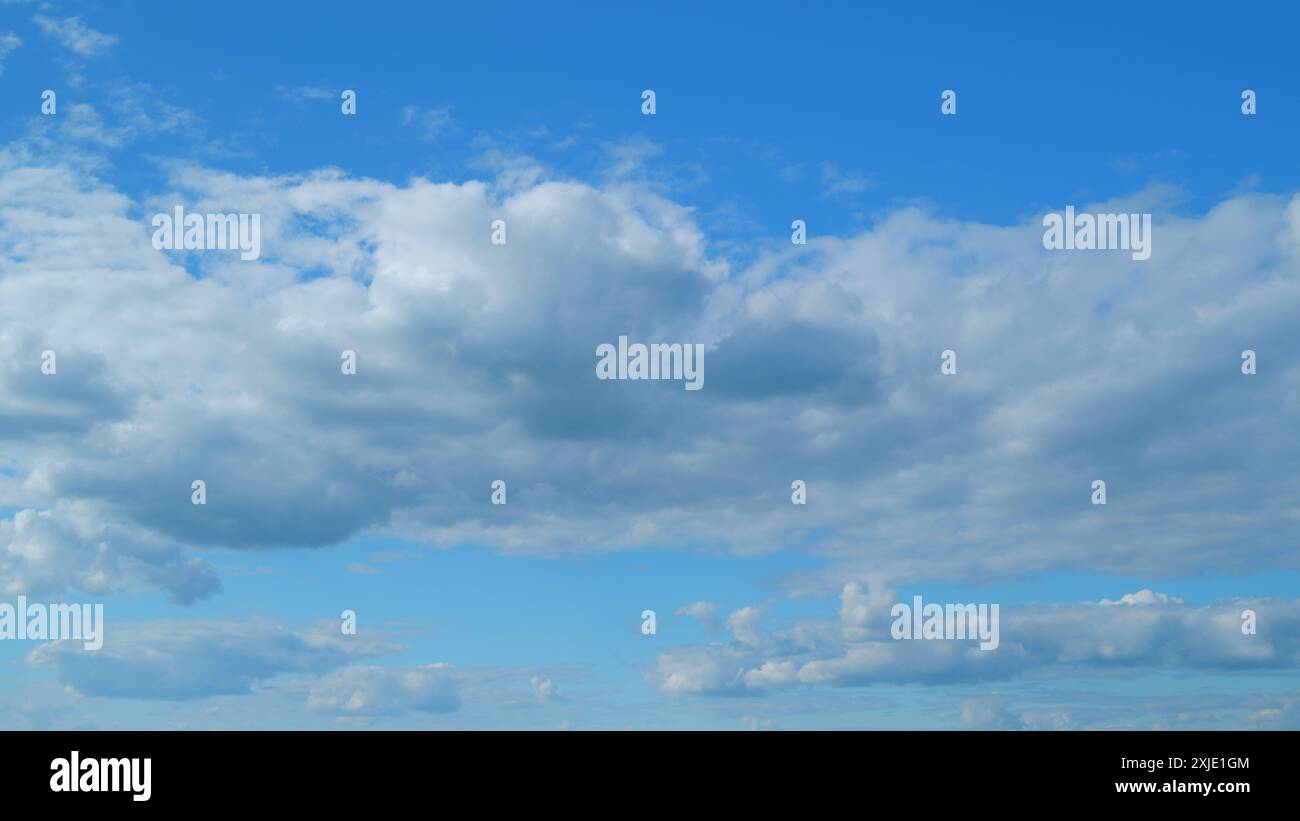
0 0 1298 729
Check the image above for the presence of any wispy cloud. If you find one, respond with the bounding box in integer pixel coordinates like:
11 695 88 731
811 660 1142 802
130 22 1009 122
401 104 457 140
0 29 19 75
819 161 873 197
33 15 118 58
0 30 20 58
275 84 336 103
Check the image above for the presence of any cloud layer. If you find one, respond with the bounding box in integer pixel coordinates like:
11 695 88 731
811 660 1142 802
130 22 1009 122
2 136 1299 607
648 585 1300 695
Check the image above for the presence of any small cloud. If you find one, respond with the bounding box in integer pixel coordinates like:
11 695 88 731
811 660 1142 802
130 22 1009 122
726 606 764 645
0 30 20 76
1099 589 1183 607
603 135 663 178
675 601 721 632
33 15 118 58
820 162 873 198
473 148 546 190
0 30 21 58
346 563 380 575
401 105 457 140
275 85 336 103
529 675 558 701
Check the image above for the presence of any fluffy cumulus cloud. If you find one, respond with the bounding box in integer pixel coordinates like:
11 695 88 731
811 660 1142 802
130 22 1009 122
646 584 1300 696
0 502 219 603
3 130 1299 610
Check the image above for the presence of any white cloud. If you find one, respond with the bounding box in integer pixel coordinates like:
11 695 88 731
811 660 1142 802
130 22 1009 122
33 15 118 58
604 136 664 178
2 130 1299 608
528 674 557 701
307 664 460 716
647 584 1300 695
276 85 336 102
819 162 873 197
0 503 218 603
1099 589 1183 606
401 105 457 140
726 606 764 646
674 601 720 631
0 30 20 58
648 645 747 696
